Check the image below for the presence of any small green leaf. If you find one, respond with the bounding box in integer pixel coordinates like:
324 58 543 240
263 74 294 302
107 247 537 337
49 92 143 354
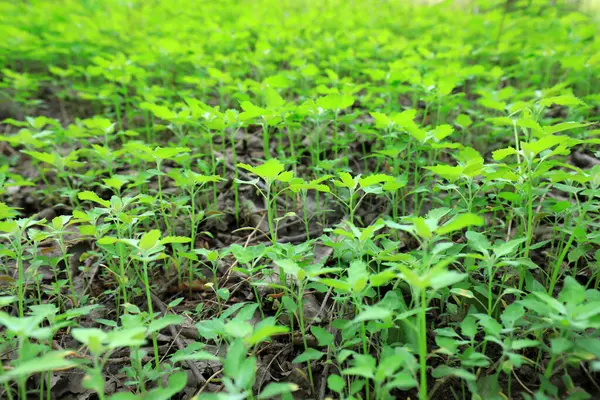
539 95 583 107
521 135 568 159
352 306 392 323
328 374 345 393
247 325 289 345
238 159 285 181
436 213 484 235
466 231 491 254
292 348 324 364
22 151 57 166
429 270 467 290
258 382 299 399
492 147 517 161
311 326 334 347
153 147 190 160
0 351 76 384
425 164 463 182
413 217 432 239
334 171 358 190
550 337 572 355
432 365 476 381
167 297 184 308
264 87 285 109
140 230 161 251
148 314 184 333
358 174 393 188
456 114 473 128
544 121 592 135
160 236 191 245
78 191 110 208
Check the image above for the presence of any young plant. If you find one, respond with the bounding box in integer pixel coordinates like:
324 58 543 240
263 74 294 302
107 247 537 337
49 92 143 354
237 159 294 243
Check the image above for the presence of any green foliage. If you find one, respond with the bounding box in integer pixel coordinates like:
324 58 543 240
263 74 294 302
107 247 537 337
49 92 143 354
0 0 599 399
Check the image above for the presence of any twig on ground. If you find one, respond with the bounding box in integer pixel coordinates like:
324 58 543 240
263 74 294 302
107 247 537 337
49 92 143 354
194 368 224 396
318 348 331 400
277 228 322 243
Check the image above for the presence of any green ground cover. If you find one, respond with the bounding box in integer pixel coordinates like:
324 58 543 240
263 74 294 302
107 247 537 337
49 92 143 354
0 0 599 398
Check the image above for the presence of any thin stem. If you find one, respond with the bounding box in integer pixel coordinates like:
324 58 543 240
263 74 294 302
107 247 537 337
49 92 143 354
142 259 161 371
419 287 428 400
156 160 172 235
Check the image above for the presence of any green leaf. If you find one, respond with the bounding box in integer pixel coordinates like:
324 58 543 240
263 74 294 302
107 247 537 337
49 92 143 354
264 87 285 109
288 182 330 193
160 236 192 245
274 259 304 281
492 237 526 257
97 236 118 246
387 372 418 390
456 114 473 128
141 103 177 120
258 383 299 399
170 351 219 363
539 95 583 107
139 230 161 251
521 135 568 159
0 296 16 308
550 337 572 355
558 276 585 305
328 374 346 393
276 170 294 183
0 351 76 384
478 99 506 112
500 303 525 329
358 174 393 188
432 365 476 381
352 306 392 323
510 339 540 350
492 147 517 161
430 124 454 141
224 339 245 378
429 270 467 290
216 288 230 301
319 278 351 292
466 231 491 254
292 348 324 364
224 320 253 338
370 112 392 129
317 93 354 111
22 151 57 166
413 217 432 239
425 164 463 182
167 297 184 308
147 371 188 400
311 326 334 347
82 369 105 395
544 121 592 135
71 328 107 349
78 191 110 208
238 159 285 181
334 172 357 190
436 213 484 235
152 147 190 160
247 325 289 345
576 338 600 358
236 356 257 391
148 314 183 333
348 259 369 292
370 269 397 287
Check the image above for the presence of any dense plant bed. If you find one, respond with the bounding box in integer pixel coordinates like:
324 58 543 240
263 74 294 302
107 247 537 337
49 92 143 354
0 0 599 399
